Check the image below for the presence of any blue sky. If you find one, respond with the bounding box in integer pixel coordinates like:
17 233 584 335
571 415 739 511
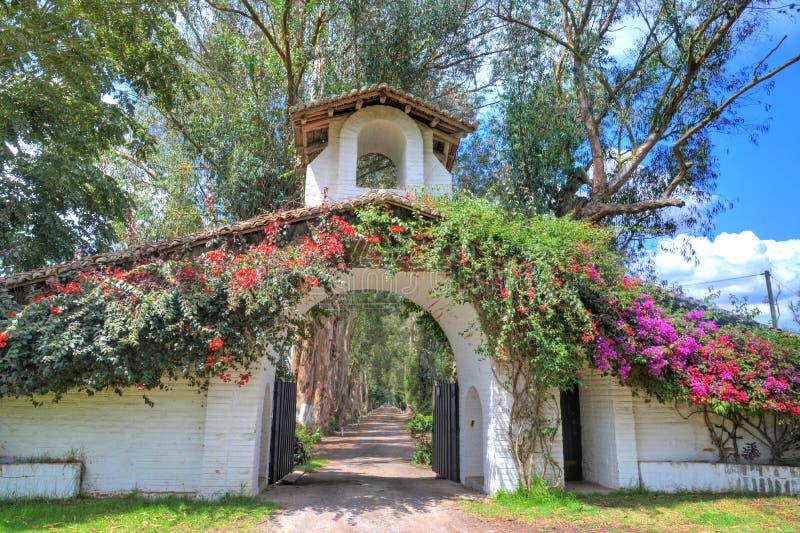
652 15 800 330
710 16 800 241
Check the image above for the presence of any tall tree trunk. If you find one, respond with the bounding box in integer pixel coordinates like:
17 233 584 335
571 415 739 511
293 311 365 432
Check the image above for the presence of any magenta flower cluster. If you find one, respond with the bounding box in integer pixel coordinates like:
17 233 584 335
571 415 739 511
594 291 800 416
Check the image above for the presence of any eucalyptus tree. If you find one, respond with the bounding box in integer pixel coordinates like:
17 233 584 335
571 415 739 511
463 0 800 252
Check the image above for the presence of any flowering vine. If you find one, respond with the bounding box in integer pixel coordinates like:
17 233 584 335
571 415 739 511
1 195 798 478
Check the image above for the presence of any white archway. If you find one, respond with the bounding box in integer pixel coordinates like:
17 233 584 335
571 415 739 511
288 268 515 493
198 268 519 498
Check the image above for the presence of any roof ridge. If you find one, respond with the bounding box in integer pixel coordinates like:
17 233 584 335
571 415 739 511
288 83 477 130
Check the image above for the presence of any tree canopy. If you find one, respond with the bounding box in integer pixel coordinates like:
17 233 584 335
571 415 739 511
0 0 192 272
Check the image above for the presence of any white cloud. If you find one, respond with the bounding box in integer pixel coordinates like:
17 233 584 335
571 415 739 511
652 231 800 331
607 16 650 61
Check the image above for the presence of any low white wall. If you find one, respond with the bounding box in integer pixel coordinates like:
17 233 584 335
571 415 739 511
640 461 800 495
0 462 81 499
579 371 639 488
633 396 720 463
0 384 206 496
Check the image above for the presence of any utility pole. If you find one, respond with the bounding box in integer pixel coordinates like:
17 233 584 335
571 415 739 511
764 270 779 328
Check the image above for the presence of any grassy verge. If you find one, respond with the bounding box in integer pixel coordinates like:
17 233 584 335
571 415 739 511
460 485 800 532
0 495 280 532
302 458 331 473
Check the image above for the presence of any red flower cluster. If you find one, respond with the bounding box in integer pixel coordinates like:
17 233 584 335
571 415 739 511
209 337 224 351
331 216 356 237
236 372 252 387
205 249 226 265
0 332 8 349
230 267 258 290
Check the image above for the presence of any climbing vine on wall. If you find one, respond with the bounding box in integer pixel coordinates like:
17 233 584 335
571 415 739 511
1 196 799 483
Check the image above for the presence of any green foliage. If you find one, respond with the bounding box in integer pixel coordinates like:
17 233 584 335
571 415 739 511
295 424 322 460
457 1 796 261
0 214 352 402
327 416 342 434
0 0 192 272
407 413 433 465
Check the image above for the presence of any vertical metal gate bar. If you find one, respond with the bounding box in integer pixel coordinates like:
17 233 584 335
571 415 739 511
432 381 459 482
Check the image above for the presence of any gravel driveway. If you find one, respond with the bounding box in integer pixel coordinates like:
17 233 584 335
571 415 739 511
260 407 521 532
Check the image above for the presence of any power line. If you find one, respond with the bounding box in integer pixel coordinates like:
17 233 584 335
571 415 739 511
680 273 764 287
769 272 800 295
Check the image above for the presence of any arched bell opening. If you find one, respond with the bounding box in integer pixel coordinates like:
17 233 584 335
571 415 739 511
356 153 399 189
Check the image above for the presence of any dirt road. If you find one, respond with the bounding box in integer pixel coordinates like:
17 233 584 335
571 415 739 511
260 407 518 532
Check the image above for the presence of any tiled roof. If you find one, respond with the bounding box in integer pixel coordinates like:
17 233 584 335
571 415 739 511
288 83 477 131
1 191 434 290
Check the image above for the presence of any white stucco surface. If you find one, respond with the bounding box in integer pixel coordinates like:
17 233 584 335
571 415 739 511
304 105 452 206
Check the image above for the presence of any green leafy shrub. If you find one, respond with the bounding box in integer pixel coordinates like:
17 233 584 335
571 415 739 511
327 416 341 434
407 413 433 465
295 424 321 461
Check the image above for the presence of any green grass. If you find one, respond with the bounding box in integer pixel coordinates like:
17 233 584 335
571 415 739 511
460 485 800 532
302 458 331 473
0 495 280 532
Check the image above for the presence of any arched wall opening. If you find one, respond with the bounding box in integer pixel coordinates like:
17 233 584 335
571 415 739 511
336 107 425 199
356 120 406 187
292 289 455 430
463 386 484 487
356 153 400 189
282 268 508 493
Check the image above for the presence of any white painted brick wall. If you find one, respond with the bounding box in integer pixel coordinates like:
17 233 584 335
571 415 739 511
200 357 275 498
579 371 639 488
0 384 206 495
640 462 800 495
633 395 719 463
580 371 620 487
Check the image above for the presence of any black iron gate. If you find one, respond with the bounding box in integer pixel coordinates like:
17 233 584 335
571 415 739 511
560 385 583 481
432 381 459 482
269 379 297 484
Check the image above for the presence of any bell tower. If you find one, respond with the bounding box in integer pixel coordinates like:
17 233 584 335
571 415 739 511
289 84 476 206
